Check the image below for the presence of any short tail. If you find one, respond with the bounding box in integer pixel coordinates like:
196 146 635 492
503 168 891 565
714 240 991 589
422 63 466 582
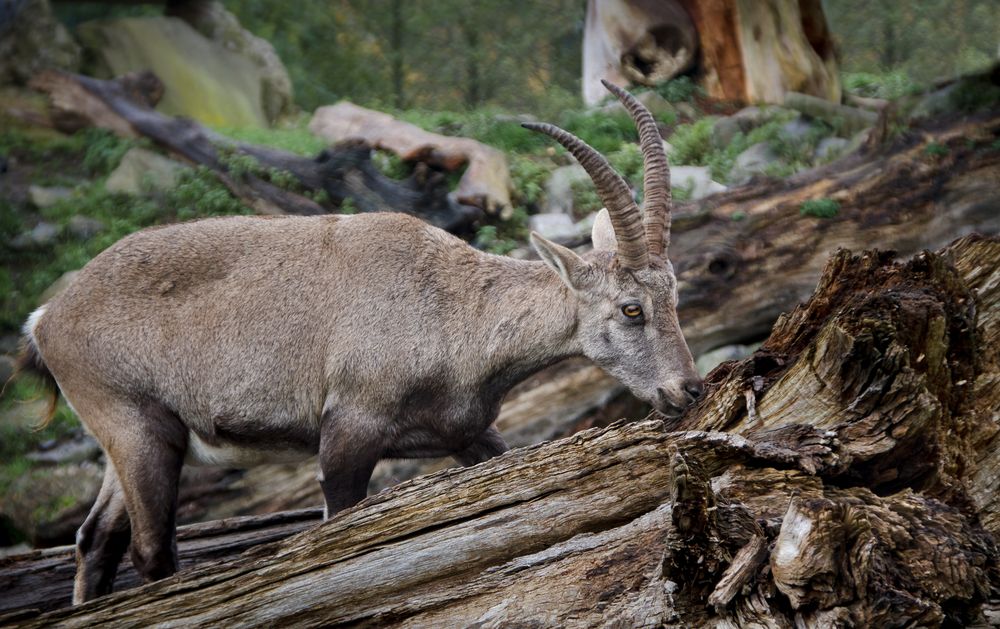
9 307 59 429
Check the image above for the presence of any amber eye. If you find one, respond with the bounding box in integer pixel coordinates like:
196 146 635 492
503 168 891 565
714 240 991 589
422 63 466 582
622 304 643 318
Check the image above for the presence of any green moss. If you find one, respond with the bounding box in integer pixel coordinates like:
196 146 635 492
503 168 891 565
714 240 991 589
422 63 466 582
924 142 949 157
372 150 411 180
212 125 327 156
800 198 840 218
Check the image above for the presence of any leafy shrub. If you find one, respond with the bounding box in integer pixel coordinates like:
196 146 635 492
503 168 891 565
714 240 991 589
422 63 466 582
667 118 714 166
655 76 700 103
843 71 919 100
800 198 840 218
924 142 949 157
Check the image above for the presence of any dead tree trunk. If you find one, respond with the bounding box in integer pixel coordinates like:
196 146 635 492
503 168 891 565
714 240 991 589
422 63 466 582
583 0 841 105
29 70 482 233
6 235 998 626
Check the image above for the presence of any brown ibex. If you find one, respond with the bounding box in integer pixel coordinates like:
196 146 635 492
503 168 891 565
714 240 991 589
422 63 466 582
18 82 702 603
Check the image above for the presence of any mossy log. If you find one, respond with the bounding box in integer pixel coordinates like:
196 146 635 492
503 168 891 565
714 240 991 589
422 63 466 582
28 70 482 233
5 235 998 626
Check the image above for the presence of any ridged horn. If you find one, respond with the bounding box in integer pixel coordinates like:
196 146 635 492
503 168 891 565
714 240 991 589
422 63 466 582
601 79 672 258
521 122 648 269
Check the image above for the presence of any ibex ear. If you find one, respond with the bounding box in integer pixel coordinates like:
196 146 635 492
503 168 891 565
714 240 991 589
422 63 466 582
531 232 590 291
591 208 618 252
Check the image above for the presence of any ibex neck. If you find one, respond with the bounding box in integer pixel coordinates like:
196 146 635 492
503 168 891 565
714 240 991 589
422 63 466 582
468 252 581 394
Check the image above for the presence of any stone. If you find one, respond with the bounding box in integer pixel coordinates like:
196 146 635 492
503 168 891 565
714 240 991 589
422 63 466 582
0 335 21 355
529 213 580 243
779 116 815 143
710 106 780 149
696 343 760 376
173 1 295 123
814 137 850 162
728 142 782 185
10 221 61 250
0 355 14 387
106 147 187 195
542 164 589 214
662 140 676 158
67 215 105 240
39 270 79 303
27 185 71 209
76 16 272 127
909 83 960 121
670 166 727 201
27 434 102 466
0 0 81 86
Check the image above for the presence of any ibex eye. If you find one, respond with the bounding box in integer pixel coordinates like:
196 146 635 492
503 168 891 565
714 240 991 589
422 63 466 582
622 304 643 318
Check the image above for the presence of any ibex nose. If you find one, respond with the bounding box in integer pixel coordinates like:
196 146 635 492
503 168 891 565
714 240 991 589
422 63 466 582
683 379 705 404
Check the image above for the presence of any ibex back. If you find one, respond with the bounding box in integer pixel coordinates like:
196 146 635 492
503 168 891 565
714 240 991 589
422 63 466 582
19 82 702 603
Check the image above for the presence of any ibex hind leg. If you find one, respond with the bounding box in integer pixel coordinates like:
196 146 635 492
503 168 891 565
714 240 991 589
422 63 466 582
102 400 188 585
73 463 130 604
318 407 385 519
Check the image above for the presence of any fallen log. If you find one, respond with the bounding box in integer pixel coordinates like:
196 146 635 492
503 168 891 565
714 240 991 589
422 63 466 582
309 101 512 215
6 235 998 626
28 70 482 233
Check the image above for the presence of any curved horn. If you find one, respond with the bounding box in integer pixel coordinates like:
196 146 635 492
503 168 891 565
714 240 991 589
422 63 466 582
601 80 671 258
522 122 648 269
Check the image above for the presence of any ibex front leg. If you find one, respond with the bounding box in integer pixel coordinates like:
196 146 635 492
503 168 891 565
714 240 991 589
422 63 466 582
318 408 384 519
453 426 509 466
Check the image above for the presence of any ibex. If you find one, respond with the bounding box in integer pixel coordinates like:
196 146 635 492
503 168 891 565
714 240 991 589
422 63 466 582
18 82 702 603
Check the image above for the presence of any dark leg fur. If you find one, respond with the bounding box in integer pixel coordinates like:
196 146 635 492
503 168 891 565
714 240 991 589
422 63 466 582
113 401 188 585
453 426 509 466
73 464 131 604
318 410 384 519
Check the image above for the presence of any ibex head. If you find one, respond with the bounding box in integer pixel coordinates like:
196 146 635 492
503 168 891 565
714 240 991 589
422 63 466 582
525 81 702 417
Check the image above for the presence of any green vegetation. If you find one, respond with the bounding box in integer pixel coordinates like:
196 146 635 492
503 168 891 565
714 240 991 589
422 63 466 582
924 141 950 157
842 71 920 100
654 76 701 103
800 198 840 219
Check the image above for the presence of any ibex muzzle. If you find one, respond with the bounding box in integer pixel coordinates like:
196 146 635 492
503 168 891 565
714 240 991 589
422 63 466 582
18 82 701 604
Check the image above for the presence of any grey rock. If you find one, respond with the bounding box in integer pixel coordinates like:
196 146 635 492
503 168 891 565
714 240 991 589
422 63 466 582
675 102 698 120
529 213 580 243
542 164 588 214
10 221 61 250
67 215 105 240
728 142 782 185
27 434 102 466
670 166 727 201
0 355 14 386
909 83 960 121
814 137 850 162
662 140 676 158
106 147 187 195
601 90 676 120
0 0 81 85
696 343 760 376
710 106 780 149
0 335 21 355
28 185 72 209
779 116 815 143
39 270 79 303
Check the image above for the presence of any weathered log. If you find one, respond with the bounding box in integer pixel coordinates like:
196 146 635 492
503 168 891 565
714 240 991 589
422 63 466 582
6 235 998 626
28 70 482 233
0 509 321 620
309 101 512 215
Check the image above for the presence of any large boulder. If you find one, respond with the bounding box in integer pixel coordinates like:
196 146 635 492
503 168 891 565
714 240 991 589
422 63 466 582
542 165 589 214
76 16 272 127
168 1 295 123
0 0 80 86
670 166 726 200
728 142 782 185
105 147 187 195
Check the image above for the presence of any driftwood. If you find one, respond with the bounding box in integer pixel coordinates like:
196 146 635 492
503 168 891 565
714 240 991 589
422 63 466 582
29 70 482 233
309 101 512 215
6 234 998 626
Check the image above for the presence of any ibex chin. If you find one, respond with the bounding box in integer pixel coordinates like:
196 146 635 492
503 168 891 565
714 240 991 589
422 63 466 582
18 82 702 603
